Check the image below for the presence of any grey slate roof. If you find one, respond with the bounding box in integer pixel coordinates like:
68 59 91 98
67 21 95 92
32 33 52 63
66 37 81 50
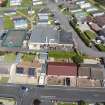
78 66 91 77
59 31 73 44
91 67 104 80
30 25 73 44
30 25 59 43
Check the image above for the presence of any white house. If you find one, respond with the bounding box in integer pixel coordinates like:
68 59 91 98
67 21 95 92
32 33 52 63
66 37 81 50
10 0 22 6
80 3 92 9
33 0 43 5
76 0 85 4
90 11 105 17
85 7 98 12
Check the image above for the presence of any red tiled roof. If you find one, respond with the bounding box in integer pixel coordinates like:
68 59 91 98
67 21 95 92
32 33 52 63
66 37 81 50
88 22 101 31
95 15 105 27
47 62 77 76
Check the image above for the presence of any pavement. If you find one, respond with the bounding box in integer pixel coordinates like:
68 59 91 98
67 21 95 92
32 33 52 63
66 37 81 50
45 0 105 57
0 84 105 105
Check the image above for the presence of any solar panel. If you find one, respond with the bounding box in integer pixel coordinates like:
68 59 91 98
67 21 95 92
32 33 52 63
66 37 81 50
16 67 24 74
28 68 35 76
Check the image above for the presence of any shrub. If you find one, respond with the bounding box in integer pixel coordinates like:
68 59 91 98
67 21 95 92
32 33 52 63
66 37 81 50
70 20 91 47
95 44 105 52
84 30 96 40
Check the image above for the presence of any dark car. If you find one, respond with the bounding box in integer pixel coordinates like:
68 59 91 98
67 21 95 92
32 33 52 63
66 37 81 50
21 86 29 92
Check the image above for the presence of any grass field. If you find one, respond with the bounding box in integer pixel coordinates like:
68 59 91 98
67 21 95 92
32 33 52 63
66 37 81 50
58 102 78 105
48 51 76 59
4 53 16 63
22 53 36 62
21 0 32 7
4 16 14 29
0 77 9 84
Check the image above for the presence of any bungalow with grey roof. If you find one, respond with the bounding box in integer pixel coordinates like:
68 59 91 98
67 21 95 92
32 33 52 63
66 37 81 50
28 25 73 50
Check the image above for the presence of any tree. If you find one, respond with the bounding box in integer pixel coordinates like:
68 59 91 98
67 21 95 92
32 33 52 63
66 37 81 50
0 102 4 105
78 100 86 105
33 99 41 105
72 54 83 66
72 54 83 76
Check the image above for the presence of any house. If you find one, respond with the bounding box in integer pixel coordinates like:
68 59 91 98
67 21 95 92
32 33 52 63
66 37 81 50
95 15 105 28
38 9 49 25
10 0 22 6
4 9 16 16
78 66 91 78
77 78 102 87
47 62 77 76
79 2 92 9
80 64 104 80
12 16 28 29
91 67 104 80
70 5 82 13
88 22 101 32
86 16 95 23
28 25 73 50
46 62 77 86
33 0 43 5
9 60 42 84
77 64 104 87
54 0 64 3
76 0 85 5
85 7 98 12
90 10 105 17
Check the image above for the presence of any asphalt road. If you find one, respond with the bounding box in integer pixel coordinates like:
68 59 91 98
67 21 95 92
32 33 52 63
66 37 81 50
0 84 105 105
46 0 105 57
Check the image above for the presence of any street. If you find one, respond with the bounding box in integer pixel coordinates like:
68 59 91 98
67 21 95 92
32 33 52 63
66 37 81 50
0 84 105 105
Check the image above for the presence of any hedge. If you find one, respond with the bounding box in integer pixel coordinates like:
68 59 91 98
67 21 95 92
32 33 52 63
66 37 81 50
95 44 105 52
84 30 96 40
70 20 91 47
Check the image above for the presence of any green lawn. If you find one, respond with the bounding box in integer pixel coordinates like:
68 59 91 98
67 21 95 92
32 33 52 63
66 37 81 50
22 53 36 62
48 51 77 59
21 0 32 7
84 30 96 40
58 102 78 105
17 8 28 15
95 44 105 52
4 16 14 29
4 53 16 63
0 77 9 84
